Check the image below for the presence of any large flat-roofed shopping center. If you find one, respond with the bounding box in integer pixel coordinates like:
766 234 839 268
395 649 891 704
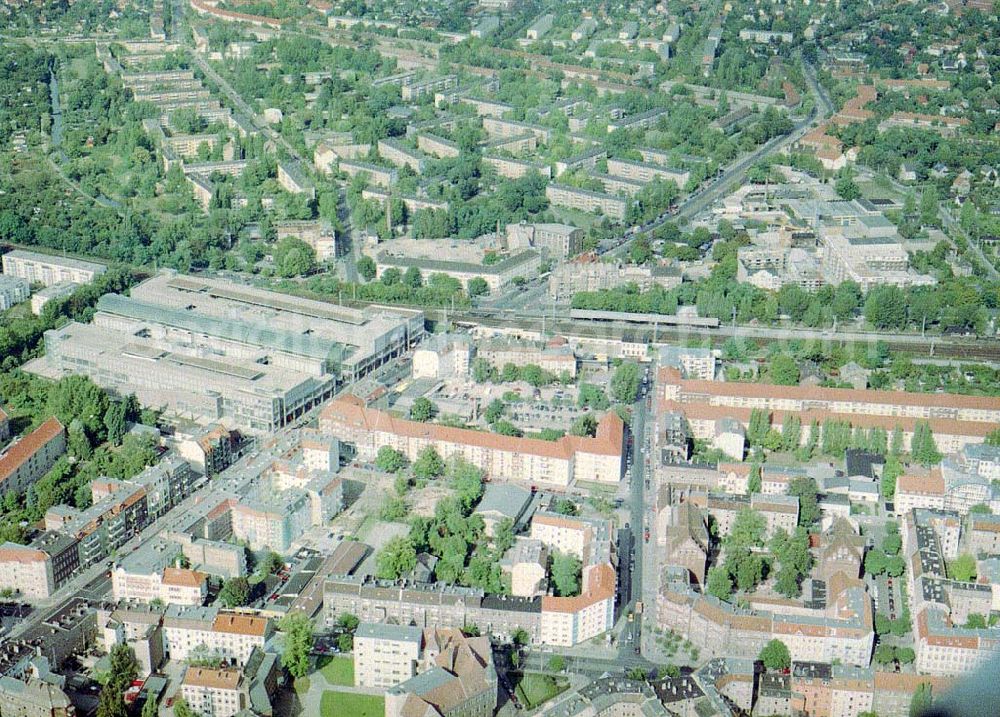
28 272 423 432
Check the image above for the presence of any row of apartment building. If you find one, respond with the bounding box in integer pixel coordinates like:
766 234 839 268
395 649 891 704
320 394 624 486
0 457 199 599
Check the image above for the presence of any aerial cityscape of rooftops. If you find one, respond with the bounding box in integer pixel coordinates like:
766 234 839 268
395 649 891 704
0 0 998 716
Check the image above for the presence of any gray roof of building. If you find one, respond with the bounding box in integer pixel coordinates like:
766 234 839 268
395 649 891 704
356 622 423 643
474 484 532 519
96 293 348 363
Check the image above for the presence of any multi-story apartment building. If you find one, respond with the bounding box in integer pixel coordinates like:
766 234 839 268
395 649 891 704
657 576 874 666
320 395 624 486
112 563 208 606
377 139 428 174
591 172 645 197
545 184 627 220
606 158 690 187
373 249 541 295
968 514 1000 557
901 509 1000 675
660 366 1000 425
400 75 457 102
181 667 245 717
477 338 577 378
0 275 30 311
412 334 472 380
0 418 66 500
500 538 548 597
361 188 448 215
326 563 615 649
313 139 371 174
337 159 398 188
483 155 551 180
485 133 537 155
658 346 716 381
529 512 610 563
0 676 74 717
275 220 340 261
162 607 272 665
353 623 423 688
1 251 106 288
554 148 606 177
505 222 583 259
385 629 497 717
455 96 513 118
877 112 970 137
664 503 710 588
482 117 552 143
539 562 616 646
0 543 56 599
686 493 799 540
789 662 874 717
416 133 460 159
607 108 667 132
276 160 315 198
548 254 681 299
659 367 999 453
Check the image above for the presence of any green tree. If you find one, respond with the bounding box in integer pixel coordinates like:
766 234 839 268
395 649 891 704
375 446 408 473
910 682 933 717
835 174 861 200
172 698 196 717
747 408 771 448
279 613 314 679
357 255 377 281
865 285 907 330
103 401 129 446
832 281 862 320
882 454 903 500
97 644 138 717
727 508 766 548
380 496 408 521
376 537 418 579
548 655 566 672
896 647 915 664
610 362 641 403
781 415 802 452
768 354 800 385
949 554 977 582
788 476 821 527
219 576 251 608
551 498 579 516
410 397 436 422
874 643 895 664
705 565 733 600
965 613 987 629
472 358 496 383
484 399 506 424
47 374 111 442
413 446 444 479
141 694 160 717
911 421 941 467
759 639 791 671
273 236 316 277
467 277 489 297
570 413 598 437
550 551 582 596
919 186 939 228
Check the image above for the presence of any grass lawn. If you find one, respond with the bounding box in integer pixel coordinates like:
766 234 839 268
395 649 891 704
319 690 384 717
515 672 569 710
318 656 354 686
293 677 310 696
